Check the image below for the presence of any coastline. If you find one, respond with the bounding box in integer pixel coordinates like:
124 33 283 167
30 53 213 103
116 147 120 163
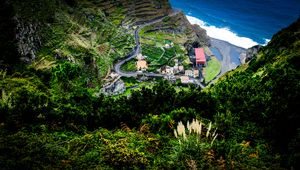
183 14 249 77
209 38 246 75
186 15 259 49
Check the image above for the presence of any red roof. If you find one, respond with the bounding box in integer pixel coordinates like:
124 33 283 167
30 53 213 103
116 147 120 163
195 48 206 65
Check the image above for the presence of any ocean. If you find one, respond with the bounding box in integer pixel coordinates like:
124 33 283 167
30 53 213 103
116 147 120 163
170 0 300 48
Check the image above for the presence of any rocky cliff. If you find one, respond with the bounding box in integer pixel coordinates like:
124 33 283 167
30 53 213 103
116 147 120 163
240 45 262 64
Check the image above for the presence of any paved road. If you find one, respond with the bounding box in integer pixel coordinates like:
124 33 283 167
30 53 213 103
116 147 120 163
113 10 205 88
114 10 180 77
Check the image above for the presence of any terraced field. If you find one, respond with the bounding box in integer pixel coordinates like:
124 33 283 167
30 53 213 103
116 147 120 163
93 0 171 26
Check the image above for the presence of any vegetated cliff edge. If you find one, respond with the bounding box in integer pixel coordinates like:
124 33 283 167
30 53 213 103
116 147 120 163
208 17 300 168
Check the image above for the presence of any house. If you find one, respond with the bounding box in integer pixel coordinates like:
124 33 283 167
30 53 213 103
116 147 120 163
174 59 179 66
193 69 199 78
178 66 184 73
164 75 176 83
165 44 171 48
136 60 148 71
136 53 144 60
185 70 193 77
165 66 174 75
173 65 179 73
195 48 206 65
180 76 191 84
160 66 167 74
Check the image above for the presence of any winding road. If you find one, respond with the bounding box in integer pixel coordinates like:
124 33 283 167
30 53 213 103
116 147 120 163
113 10 205 88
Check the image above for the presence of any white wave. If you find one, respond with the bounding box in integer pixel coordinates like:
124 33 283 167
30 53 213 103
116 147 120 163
186 15 259 49
263 39 271 46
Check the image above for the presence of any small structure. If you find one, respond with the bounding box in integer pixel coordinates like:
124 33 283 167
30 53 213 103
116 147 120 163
109 72 119 79
185 70 193 77
136 53 146 60
165 66 174 75
193 69 199 78
174 65 179 72
195 48 206 65
164 75 176 83
136 60 148 71
178 66 184 73
165 44 171 48
174 59 179 65
180 76 191 84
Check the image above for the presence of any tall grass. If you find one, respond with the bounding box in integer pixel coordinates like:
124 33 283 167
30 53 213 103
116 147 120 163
174 118 218 146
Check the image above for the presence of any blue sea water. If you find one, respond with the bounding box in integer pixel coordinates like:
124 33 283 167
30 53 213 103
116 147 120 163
170 0 300 48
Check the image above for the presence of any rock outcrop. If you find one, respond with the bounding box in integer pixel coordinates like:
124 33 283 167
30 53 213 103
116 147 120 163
15 19 41 62
240 45 262 64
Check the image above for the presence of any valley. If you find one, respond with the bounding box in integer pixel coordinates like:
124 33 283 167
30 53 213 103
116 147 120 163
0 0 299 169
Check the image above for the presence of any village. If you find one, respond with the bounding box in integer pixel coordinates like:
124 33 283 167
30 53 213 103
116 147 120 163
135 45 207 83
101 44 208 95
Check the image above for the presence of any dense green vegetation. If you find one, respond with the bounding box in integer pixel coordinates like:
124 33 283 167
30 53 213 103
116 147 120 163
120 59 137 72
0 0 299 169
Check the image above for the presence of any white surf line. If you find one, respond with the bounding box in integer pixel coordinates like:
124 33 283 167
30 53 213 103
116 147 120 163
186 15 259 49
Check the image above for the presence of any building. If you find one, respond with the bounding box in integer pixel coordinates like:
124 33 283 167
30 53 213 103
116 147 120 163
195 48 206 65
180 76 190 84
164 44 171 48
165 66 174 75
136 60 148 71
136 53 145 60
193 69 199 78
185 70 193 77
173 65 179 73
178 66 184 73
174 59 179 65
180 76 192 84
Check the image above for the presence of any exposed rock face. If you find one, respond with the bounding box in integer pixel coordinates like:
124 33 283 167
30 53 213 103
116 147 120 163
15 19 41 62
240 45 262 64
101 79 126 96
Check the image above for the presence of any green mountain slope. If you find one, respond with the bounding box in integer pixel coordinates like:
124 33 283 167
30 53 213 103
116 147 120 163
208 18 300 168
